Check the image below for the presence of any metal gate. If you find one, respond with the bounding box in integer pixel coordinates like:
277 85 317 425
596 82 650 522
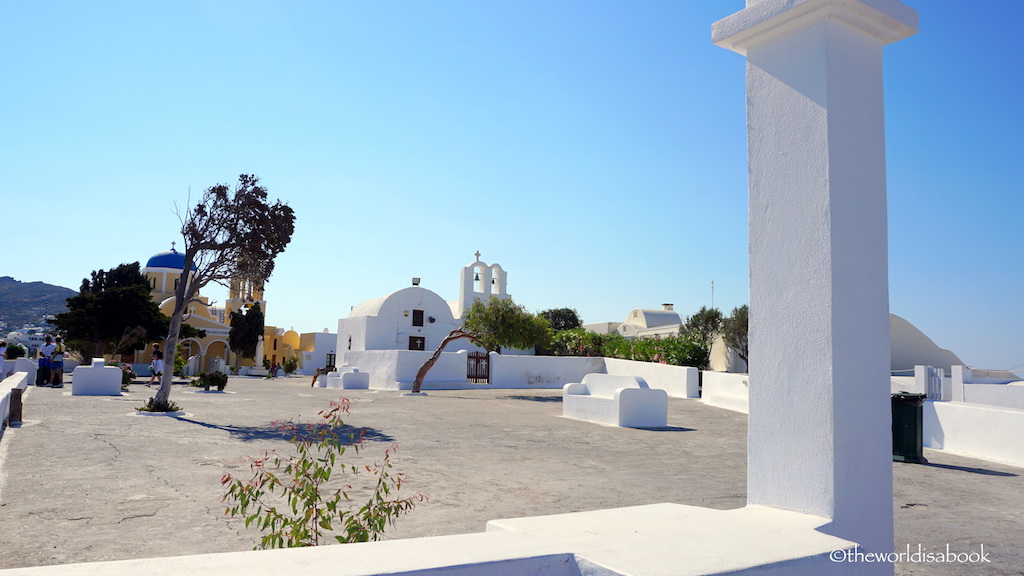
467 352 489 383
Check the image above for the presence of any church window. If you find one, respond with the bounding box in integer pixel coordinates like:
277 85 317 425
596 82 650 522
409 336 425 351
412 309 424 327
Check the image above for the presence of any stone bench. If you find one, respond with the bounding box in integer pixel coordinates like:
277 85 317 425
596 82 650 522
562 373 668 428
317 367 370 390
72 358 122 396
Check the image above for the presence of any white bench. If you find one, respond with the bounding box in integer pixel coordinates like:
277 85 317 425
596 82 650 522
72 358 122 396
563 373 668 428
317 366 370 390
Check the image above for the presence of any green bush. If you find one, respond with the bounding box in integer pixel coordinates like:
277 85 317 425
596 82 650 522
194 371 228 391
552 329 709 369
282 356 299 375
5 343 27 359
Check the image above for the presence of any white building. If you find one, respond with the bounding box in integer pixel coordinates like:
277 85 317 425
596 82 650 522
337 253 521 365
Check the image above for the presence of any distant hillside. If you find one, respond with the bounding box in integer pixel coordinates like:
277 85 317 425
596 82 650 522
0 276 77 329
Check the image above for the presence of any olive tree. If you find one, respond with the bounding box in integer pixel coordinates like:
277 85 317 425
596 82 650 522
147 175 295 411
411 297 551 394
721 304 749 370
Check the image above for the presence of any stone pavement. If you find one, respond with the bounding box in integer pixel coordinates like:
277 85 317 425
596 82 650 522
0 376 1020 575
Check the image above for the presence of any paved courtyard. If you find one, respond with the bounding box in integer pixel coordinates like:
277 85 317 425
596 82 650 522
0 376 1020 575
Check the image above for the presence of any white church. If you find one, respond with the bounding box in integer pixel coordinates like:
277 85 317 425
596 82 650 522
337 252 527 365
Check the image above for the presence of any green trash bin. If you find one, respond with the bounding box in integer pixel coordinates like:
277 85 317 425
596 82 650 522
892 393 928 464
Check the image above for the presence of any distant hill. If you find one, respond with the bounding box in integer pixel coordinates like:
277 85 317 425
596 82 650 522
0 276 77 329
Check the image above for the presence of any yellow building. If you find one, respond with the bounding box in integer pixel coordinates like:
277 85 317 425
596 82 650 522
138 246 302 374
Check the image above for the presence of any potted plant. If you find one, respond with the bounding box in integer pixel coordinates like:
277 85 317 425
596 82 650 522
195 371 228 392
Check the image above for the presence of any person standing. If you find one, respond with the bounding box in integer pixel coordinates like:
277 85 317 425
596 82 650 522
0 341 7 360
147 344 164 387
50 336 66 388
37 336 56 387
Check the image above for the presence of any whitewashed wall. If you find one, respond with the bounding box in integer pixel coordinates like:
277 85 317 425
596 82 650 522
342 349 469 390
489 354 603 389
924 400 1024 468
604 358 699 398
700 371 749 414
1 370 30 433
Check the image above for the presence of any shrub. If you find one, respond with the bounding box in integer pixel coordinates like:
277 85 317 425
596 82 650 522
5 343 27 359
193 371 228 391
221 398 424 548
106 361 137 388
282 356 299 375
137 397 181 412
552 329 709 368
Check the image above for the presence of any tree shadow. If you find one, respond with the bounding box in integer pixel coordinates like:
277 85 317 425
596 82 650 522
499 395 563 403
171 416 394 444
922 462 1018 477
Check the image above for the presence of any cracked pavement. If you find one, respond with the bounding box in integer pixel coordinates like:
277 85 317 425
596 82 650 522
0 377 1021 575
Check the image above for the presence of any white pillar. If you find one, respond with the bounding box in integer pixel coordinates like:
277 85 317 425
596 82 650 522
713 0 918 564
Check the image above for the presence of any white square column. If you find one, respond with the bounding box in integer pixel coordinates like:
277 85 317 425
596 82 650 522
713 0 918 564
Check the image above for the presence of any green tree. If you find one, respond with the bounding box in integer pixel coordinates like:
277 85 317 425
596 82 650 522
53 263 168 359
721 304 749 370
229 302 264 369
680 306 723 368
151 174 295 411
411 297 552 394
538 308 583 332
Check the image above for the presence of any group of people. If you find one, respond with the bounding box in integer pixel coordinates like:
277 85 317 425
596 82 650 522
35 335 66 388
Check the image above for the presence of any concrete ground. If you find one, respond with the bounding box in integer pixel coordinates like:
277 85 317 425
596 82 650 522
0 376 1020 575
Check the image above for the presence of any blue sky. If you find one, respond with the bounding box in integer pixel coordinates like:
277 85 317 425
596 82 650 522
2 1 1020 372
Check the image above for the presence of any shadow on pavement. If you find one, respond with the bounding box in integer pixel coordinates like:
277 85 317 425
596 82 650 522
172 416 395 444
499 395 563 403
921 462 1018 477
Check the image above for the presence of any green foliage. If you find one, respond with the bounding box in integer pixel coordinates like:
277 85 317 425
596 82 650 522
137 397 181 412
229 303 264 365
553 328 709 368
721 305 749 367
53 262 168 359
106 362 137 388
174 343 188 376
463 297 552 352
192 371 228 391
221 398 424 548
538 308 583 332
282 355 299 375
681 307 723 350
5 343 26 359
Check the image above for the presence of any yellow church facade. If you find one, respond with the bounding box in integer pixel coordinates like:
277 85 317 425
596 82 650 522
136 247 303 374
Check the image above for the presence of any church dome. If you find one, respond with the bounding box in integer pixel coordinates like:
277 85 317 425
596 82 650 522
145 247 197 271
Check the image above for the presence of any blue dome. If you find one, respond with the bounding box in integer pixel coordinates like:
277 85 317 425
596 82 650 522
146 248 197 271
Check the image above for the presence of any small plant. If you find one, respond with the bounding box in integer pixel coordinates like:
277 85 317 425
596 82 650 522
282 356 299 375
192 371 228 391
174 343 189 376
107 361 138 389
137 397 182 413
229 365 240 376
221 398 424 548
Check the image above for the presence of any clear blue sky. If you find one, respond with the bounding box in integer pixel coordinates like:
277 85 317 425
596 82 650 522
2 1 1020 372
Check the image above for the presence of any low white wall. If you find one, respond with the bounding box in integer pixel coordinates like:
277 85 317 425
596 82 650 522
604 358 699 398
960 383 1024 411
700 371 749 414
489 354 602 389
890 376 920 394
343 350 470 390
924 400 1024 468
1 371 31 433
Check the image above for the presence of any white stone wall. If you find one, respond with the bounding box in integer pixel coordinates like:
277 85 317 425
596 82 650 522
700 371 750 414
488 354 603 389
604 358 699 398
924 400 1024 468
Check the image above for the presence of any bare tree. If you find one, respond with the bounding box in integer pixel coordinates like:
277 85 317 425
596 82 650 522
146 175 295 411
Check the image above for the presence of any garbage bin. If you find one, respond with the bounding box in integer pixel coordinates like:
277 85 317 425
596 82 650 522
892 392 928 464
